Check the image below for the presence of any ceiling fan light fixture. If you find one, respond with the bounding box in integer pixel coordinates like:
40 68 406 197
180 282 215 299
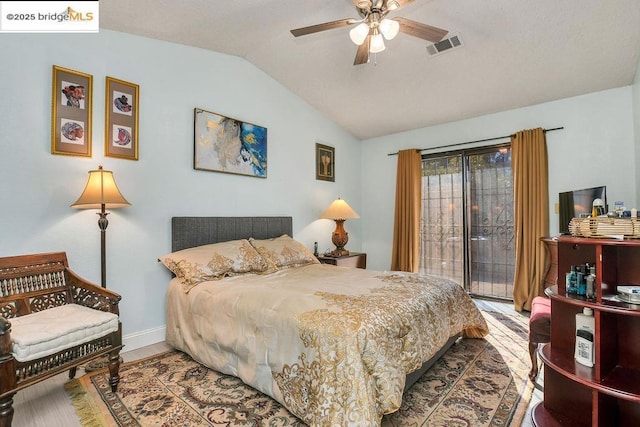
386 0 400 11
379 18 399 40
369 32 385 53
349 22 370 45
355 0 372 9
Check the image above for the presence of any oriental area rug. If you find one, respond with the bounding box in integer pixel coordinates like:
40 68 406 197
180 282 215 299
65 310 533 427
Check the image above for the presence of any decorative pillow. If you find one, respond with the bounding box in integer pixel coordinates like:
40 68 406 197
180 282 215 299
249 235 319 271
158 239 268 292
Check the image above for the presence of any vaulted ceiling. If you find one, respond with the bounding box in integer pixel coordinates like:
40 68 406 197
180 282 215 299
100 0 640 140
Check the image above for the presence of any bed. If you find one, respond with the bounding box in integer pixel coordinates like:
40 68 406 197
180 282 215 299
162 216 489 426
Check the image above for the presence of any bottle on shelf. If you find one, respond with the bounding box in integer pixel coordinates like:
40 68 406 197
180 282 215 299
566 265 578 294
577 265 586 296
586 266 596 299
575 307 595 367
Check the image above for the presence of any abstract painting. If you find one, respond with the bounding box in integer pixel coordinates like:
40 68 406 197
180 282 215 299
194 108 267 178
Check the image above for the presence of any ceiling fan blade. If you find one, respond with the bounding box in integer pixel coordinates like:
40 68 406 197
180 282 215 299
395 17 448 43
291 18 357 37
354 36 370 65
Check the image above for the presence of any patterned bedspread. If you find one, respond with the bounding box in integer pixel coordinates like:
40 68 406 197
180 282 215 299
166 263 488 426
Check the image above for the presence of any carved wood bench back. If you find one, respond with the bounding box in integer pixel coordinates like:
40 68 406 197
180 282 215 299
0 252 73 319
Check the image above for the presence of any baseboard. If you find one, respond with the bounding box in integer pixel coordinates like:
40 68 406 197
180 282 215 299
122 325 166 353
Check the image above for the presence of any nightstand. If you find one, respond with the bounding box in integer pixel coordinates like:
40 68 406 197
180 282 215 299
317 252 366 269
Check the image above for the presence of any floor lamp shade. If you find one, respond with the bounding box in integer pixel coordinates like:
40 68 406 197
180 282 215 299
72 166 130 287
320 198 360 256
72 166 130 209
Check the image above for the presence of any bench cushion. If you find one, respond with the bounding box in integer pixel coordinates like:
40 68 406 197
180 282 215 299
9 304 119 362
529 296 551 343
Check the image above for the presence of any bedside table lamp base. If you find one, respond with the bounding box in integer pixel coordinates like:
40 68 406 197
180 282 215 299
331 219 350 256
331 249 350 256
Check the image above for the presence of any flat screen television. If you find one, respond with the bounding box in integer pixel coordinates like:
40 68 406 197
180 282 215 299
558 186 607 234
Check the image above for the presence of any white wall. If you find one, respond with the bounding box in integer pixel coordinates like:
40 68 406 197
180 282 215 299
361 87 637 271
0 30 362 349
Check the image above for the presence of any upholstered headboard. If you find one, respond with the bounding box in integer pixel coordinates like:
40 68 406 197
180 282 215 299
171 217 293 252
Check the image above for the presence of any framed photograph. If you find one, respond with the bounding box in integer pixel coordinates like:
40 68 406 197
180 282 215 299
194 107 267 178
105 76 139 160
51 65 92 157
316 143 335 182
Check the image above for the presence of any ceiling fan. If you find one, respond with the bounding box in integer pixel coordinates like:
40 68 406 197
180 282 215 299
290 0 448 65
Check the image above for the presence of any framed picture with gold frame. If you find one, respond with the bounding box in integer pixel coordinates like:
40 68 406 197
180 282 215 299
51 65 92 157
316 143 335 182
105 76 139 160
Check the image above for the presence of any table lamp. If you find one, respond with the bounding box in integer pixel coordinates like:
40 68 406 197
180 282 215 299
320 197 360 256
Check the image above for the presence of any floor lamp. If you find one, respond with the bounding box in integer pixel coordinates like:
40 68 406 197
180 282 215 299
72 165 130 287
72 166 129 371
320 197 360 256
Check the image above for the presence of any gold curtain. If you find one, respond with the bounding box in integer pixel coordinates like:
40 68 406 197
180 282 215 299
391 149 422 272
512 128 549 311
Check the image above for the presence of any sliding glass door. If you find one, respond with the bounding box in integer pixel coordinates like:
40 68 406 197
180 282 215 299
420 155 465 285
419 145 515 300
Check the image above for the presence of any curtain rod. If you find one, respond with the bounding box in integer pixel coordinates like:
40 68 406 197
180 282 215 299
387 126 564 156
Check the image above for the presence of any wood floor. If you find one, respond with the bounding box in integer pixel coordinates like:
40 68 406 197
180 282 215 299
11 299 541 427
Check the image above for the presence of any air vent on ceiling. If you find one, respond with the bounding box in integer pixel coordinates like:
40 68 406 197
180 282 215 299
426 33 463 56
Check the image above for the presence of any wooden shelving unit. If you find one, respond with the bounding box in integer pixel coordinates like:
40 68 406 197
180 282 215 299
532 237 640 427
541 237 558 288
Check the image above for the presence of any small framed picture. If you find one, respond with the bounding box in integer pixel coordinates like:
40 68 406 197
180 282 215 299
51 65 93 157
316 143 335 182
105 76 139 160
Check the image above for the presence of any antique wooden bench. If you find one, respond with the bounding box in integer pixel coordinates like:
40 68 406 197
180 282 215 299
0 252 122 426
